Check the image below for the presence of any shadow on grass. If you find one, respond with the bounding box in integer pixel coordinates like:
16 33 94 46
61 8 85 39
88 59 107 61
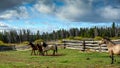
44 53 66 56
100 55 109 58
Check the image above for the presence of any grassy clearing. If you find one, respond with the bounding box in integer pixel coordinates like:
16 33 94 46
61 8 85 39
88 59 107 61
0 49 120 68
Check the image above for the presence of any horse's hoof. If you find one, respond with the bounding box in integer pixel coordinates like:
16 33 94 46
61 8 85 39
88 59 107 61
86 58 90 60
115 59 116 62
111 62 114 64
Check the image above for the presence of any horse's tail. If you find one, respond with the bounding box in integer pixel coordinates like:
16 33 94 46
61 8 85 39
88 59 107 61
55 45 58 53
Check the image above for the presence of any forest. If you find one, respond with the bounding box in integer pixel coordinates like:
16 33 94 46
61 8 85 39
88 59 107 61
0 22 120 43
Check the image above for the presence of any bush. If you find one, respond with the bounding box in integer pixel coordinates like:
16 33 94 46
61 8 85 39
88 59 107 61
64 36 74 40
34 39 43 44
68 36 74 40
94 36 102 40
22 41 29 44
74 36 83 40
0 41 4 45
110 37 120 40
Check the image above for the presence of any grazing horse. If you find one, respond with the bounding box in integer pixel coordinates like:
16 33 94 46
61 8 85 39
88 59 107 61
41 42 58 56
28 42 44 56
99 37 120 64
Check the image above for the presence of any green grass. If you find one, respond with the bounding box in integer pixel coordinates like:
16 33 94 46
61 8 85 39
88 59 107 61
0 49 120 68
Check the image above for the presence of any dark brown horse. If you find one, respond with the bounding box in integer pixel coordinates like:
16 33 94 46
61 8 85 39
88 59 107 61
36 44 44 56
29 42 44 56
99 37 120 64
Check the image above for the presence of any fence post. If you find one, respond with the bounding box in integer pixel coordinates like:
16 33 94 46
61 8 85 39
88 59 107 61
99 44 102 52
63 40 66 49
82 40 86 51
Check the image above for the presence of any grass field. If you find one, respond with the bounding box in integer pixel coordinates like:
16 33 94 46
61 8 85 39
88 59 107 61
0 49 120 68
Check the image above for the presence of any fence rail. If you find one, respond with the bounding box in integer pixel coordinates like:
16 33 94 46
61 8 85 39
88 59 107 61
62 40 120 52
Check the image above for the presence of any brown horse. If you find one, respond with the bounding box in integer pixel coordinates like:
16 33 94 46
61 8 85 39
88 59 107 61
99 37 120 64
36 44 44 56
28 42 44 56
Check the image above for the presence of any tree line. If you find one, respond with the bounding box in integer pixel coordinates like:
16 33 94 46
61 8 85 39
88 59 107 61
0 22 120 43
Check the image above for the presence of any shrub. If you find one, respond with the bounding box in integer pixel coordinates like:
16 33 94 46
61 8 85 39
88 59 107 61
64 36 74 40
68 36 74 40
22 41 29 44
74 36 83 40
0 41 4 45
94 36 102 40
34 39 43 44
110 37 120 40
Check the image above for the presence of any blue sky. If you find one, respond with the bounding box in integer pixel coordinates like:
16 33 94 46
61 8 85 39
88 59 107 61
0 0 120 33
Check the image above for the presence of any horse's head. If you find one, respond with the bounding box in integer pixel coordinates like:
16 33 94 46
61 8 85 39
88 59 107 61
99 38 108 45
28 42 32 45
28 42 34 47
99 37 111 45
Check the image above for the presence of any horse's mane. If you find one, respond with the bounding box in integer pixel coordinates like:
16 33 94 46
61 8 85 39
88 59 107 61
29 42 35 47
103 37 116 45
42 42 48 47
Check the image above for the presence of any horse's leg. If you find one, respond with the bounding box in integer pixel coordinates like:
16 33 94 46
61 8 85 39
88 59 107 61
43 51 47 56
111 53 114 64
31 50 33 55
53 50 55 55
46 51 48 55
41 51 44 56
37 50 40 55
55 45 58 54
34 50 36 55
38 51 40 55
38 50 41 55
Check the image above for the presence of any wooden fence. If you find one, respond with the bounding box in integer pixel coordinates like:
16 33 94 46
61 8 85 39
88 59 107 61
0 45 16 51
62 40 120 52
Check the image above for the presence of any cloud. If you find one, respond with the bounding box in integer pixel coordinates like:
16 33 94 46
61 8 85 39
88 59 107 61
0 0 34 12
0 0 120 23
34 0 120 22
0 6 29 20
0 22 8 27
99 6 120 21
34 1 55 14
56 0 91 21
0 0 35 20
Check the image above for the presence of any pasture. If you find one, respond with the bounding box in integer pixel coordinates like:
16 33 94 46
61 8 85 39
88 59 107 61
0 49 120 68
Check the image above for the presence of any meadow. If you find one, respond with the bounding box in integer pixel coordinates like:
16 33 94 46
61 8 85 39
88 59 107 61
0 49 120 68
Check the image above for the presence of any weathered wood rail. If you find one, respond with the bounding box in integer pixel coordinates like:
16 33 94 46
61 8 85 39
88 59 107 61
0 45 16 51
62 40 120 52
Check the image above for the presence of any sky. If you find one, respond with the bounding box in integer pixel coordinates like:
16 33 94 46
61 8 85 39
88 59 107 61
0 0 120 33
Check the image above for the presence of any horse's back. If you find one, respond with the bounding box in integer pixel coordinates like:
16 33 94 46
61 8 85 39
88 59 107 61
48 45 55 49
43 45 56 51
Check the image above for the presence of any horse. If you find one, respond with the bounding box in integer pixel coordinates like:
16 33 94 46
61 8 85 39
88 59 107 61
36 44 44 56
41 42 58 56
28 42 44 56
99 37 120 64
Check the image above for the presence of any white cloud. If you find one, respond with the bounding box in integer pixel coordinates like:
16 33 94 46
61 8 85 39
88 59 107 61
0 21 21 32
18 6 29 19
34 1 55 14
0 0 120 23
0 10 17 19
34 4 54 14
99 6 120 20
0 21 8 27
0 6 29 20
56 0 90 21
